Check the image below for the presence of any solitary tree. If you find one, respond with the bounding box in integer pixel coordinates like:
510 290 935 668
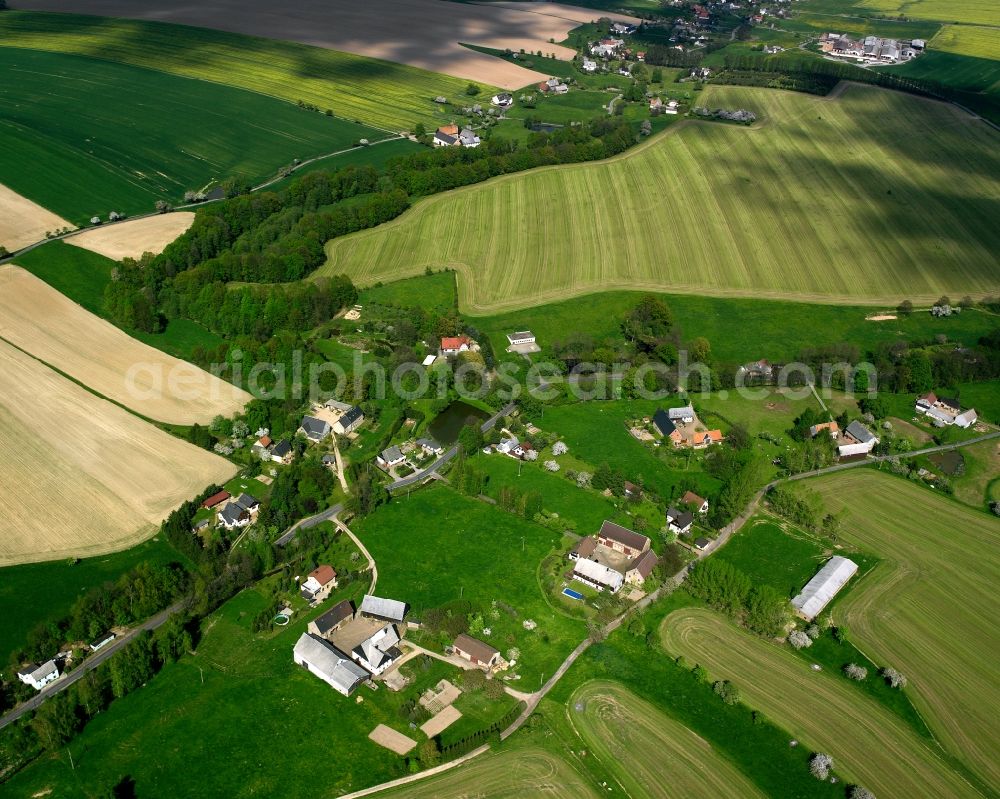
881 667 907 689
788 630 812 649
849 786 876 799
809 752 834 780
843 663 868 681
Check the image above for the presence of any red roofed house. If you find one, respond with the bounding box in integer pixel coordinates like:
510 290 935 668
441 336 472 356
202 490 231 510
681 490 709 514
809 421 840 439
692 429 723 449
301 565 338 602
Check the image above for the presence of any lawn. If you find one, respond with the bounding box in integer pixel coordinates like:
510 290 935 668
263 138 424 194
660 607 982 798
4 578 514 797
0 12 484 132
956 377 1000 424
320 85 1000 311
353 484 587 684
928 23 1000 61
359 270 458 314
0 47 384 221
506 91 615 124
947 437 1000 509
0 536 182 666
883 49 1000 93
799 469 1000 791
695 387 822 440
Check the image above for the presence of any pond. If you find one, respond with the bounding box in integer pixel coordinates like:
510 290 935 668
427 401 490 445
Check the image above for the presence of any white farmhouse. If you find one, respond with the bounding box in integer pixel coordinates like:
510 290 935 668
17 660 59 691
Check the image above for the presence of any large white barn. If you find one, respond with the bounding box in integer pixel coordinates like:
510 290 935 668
791 556 859 620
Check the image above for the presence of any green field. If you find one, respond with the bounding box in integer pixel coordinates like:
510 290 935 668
660 607 983 798
956 378 1000 424
801 470 1000 790
0 47 384 220
856 0 999 26
321 85 1000 312
884 48 1000 92
0 537 181 666
359 271 459 314
568 681 765 798
0 12 486 132
264 139 423 194
947 438 1000 509
929 23 1000 61
353 485 587 683
12 241 225 360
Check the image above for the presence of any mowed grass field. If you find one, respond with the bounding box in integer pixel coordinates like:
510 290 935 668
0 339 235 566
0 47 384 221
569 681 765 798
801 470 1000 791
929 24 1000 61
856 0 999 26
380 746 599 799
0 12 481 132
660 608 983 799
0 266 250 424
321 85 1000 312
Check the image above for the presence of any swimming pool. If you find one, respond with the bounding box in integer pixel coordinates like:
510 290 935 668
562 587 584 601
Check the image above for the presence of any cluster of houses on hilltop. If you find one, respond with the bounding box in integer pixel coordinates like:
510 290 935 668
915 393 977 428
820 32 924 63
537 76 569 94
568 520 659 593
810 419 879 458
652 406 724 450
433 124 480 148
293 594 408 696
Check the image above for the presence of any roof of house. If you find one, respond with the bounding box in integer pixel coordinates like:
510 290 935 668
809 421 839 436
845 420 876 444
202 490 231 509
667 508 694 528
355 624 401 671
256 435 272 448
574 557 624 590
694 537 710 548
322 454 337 463
624 480 641 494
19 660 58 682
380 445 404 463
325 399 354 412
453 633 500 662
309 565 337 587
628 549 658 579
219 503 248 526
272 439 292 457
441 335 471 350
236 493 260 510
459 128 479 144
435 131 458 145
938 396 961 410
598 520 649 552
791 556 858 620
293 633 368 692
300 415 331 438
437 124 459 135
668 405 695 419
571 537 598 559
339 405 364 425
681 490 706 507
956 408 978 424
360 595 407 622
652 409 676 436
416 438 442 450
311 599 355 634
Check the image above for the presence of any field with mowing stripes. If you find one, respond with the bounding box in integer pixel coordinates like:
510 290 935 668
321 84 1000 311
0 47 383 221
856 0 998 26
800 470 1000 791
929 23 1000 61
0 12 483 132
569 681 765 798
660 608 985 798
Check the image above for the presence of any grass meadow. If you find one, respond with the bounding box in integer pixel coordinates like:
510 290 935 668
659 607 983 798
855 0 999 26
0 12 482 132
321 85 1000 311
353 484 587 684
801 469 1000 791
0 47 383 220
929 23 1000 61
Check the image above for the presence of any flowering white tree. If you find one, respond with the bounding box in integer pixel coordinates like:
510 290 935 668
552 441 568 456
805 624 820 640
524 449 538 461
576 471 592 488
544 460 560 472
843 663 867 681
788 630 812 650
809 753 834 780
881 667 907 688
849 786 876 799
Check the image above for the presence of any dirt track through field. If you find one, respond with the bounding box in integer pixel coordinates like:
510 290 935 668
0 265 250 424
14 0 633 89
0 182 72 251
0 338 235 566
65 213 194 260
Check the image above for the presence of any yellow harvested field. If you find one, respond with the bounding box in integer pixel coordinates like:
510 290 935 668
0 182 72 252
13 0 634 89
65 212 195 261
368 724 417 756
0 339 235 566
661 608 982 799
570 681 765 799
0 266 250 424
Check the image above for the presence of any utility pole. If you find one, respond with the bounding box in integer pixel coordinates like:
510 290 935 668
68 749 75 771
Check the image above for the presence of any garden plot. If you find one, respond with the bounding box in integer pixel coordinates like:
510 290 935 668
420 705 462 738
368 724 417 756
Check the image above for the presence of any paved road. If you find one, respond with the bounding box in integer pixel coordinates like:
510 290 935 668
387 402 516 493
275 503 344 547
0 600 185 730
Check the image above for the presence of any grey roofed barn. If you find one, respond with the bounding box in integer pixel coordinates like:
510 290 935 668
360 594 407 623
844 420 876 444
293 633 368 695
299 415 331 440
339 405 364 427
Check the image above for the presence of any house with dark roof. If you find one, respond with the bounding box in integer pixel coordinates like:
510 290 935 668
334 405 365 435
293 633 368 696
625 550 658 586
597 520 650 559
568 536 598 561
270 438 293 464
838 421 878 457
298 415 331 443
666 507 694 534
377 445 405 468
218 493 260 530
416 438 444 456
452 633 506 672
652 410 680 442
308 600 355 638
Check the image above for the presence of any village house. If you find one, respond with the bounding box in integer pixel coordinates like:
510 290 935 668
251 435 272 459
664 99 679 114
352 624 403 676
568 536 598 562
692 429 723 449
597 520 650 558
652 410 683 445
669 405 695 424
837 421 879 457
298 415 331 443
293 633 368 696
270 439 294 465
459 127 481 148
681 490 709 514
649 97 663 112
666 507 694 535
507 331 536 346
582 57 598 72
217 493 260 530
360 595 408 625
440 335 473 356
809 421 840 439
591 38 624 57
573 557 624 593
610 21 636 35
491 92 513 108
623 480 642 499
738 359 774 383
539 77 568 94
496 435 521 457
417 438 444 456
333 405 365 435
694 536 711 550
377 445 406 468
433 124 460 147
624 549 658 586
322 453 337 470
452 633 507 672
308 599 355 639
300 565 338 602
89 632 116 652
18 660 60 691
